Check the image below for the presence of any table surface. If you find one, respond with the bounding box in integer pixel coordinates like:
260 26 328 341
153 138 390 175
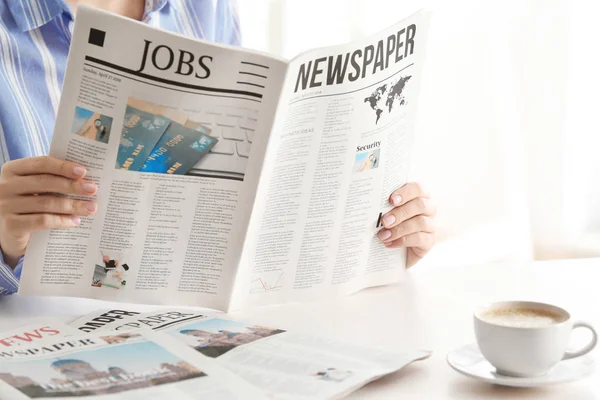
1 257 599 399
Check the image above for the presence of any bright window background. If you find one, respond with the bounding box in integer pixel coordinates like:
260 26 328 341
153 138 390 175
237 0 600 266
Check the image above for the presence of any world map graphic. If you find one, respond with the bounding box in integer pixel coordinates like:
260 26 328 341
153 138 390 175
364 75 411 124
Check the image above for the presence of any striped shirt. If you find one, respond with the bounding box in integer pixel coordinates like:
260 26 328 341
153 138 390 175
0 0 241 295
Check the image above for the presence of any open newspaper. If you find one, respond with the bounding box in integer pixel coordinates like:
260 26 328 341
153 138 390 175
0 309 430 399
20 6 430 311
0 329 267 399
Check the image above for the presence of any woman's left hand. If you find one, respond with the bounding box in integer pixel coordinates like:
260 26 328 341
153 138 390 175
377 182 437 268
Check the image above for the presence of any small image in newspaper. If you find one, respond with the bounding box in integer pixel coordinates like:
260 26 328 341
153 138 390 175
71 106 113 144
0 330 266 399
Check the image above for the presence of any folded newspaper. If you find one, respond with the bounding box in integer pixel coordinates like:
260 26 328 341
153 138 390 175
0 309 431 399
20 6 430 311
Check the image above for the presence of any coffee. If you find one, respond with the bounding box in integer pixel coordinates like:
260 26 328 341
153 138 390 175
480 307 565 328
475 301 597 377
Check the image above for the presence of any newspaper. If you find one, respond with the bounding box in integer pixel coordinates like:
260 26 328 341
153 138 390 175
68 308 431 400
20 5 430 311
0 330 266 399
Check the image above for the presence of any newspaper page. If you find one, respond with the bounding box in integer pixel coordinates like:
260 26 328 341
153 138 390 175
19 5 288 311
0 330 267 399
0 320 79 348
70 308 431 399
230 11 430 309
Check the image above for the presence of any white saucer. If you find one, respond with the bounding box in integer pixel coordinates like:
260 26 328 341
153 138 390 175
447 344 595 387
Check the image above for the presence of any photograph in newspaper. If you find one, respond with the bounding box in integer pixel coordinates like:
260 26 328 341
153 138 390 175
90 251 132 290
0 331 266 399
111 97 254 179
353 146 380 173
72 106 113 144
0 335 207 398
115 98 219 176
169 318 285 358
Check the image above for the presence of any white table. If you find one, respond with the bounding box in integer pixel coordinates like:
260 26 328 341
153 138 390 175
1 258 599 399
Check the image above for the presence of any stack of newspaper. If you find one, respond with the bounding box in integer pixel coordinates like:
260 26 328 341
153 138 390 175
0 309 430 399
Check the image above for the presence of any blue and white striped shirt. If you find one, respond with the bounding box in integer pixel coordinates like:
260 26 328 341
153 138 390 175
0 0 241 295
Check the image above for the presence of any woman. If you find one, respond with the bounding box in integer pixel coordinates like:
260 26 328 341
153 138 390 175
0 0 436 295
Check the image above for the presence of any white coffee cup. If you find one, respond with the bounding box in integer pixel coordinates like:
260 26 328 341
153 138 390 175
474 301 597 377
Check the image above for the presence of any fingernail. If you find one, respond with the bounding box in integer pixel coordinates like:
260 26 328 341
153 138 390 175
72 216 81 226
83 183 96 193
391 195 402 206
378 230 392 241
73 166 86 177
85 202 97 212
382 214 395 227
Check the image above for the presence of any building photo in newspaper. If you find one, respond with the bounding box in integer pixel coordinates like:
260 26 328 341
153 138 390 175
0 336 206 398
169 318 285 358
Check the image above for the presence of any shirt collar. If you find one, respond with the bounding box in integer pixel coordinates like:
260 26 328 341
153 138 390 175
145 0 169 13
7 0 172 32
6 0 68 32
143 0 171 21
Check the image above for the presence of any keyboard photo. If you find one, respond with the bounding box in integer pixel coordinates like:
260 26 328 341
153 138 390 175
187 107 258 181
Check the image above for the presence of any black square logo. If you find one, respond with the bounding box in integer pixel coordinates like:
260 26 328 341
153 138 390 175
88 28 106 47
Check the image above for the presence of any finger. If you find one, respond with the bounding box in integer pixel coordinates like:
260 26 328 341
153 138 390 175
9 175 97 196
384 231 436 250
3 213 81 234
5 195 97 216
389 182 429 207
1 156 87 179
381 197 436 230
378 215 434 242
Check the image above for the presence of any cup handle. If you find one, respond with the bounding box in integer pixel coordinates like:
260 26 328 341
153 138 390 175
562 321 598 360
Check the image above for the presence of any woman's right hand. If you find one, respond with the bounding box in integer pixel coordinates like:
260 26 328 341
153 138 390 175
0 156 97 268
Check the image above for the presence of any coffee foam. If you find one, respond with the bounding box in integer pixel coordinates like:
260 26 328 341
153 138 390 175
480 307 566 328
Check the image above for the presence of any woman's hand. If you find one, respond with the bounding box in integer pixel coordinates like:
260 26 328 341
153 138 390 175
0 156 97 268
377 182 436 268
